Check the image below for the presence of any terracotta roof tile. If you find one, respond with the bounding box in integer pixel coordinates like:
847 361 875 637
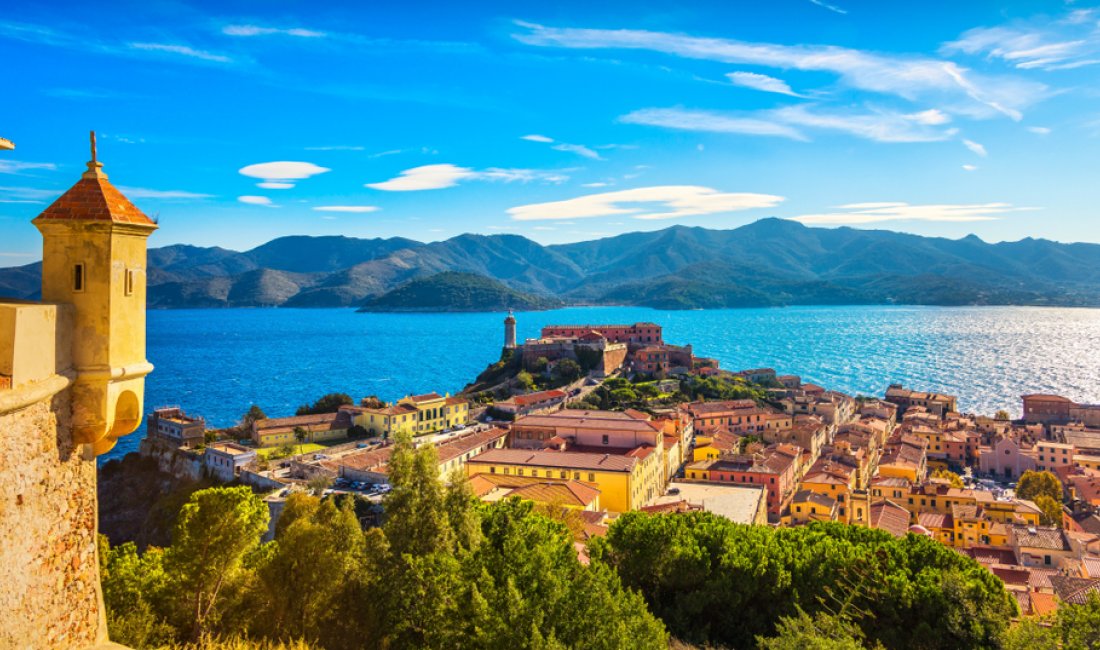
35 175 156 227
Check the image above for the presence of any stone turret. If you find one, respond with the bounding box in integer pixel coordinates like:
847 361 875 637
504 310 517 349
32 132 158 455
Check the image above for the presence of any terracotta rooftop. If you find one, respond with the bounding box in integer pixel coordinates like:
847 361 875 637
1012 524 1070 551
35 141 157 227
511 390 567 407
1051 575 1100 605
468 448 639 472
869 500 911 538
405 392 444 403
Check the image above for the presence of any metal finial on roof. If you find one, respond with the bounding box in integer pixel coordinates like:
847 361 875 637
83 130 107 180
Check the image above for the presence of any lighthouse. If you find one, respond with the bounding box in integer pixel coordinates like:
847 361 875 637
504 311 517 349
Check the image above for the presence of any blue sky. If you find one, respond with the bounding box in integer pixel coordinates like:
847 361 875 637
2 1 1099 261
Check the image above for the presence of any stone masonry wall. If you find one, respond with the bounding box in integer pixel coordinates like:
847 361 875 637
0 391 104 649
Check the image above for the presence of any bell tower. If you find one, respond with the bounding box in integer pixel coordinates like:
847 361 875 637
32 132 158 455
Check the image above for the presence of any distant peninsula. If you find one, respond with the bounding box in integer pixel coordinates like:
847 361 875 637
357 271 561 312
4 218 1100 310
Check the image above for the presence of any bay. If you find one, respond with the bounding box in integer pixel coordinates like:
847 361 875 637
102 305 1100 463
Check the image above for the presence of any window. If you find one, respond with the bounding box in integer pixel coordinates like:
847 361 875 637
124 268 135 296
587 473 595 482
490 467 495 474
73 263 85 292
602 434 609 445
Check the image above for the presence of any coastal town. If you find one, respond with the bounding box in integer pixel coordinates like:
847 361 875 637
141 315 1100 618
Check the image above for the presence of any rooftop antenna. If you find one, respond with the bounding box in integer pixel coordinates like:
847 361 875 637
83 130 107 179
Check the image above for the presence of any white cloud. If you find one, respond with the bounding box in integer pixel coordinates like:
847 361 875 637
521 134 555 143
727 71 801 97
551 143 602 159
582 182 610 188
788 201 1034 225
312 205 380 213
367 163 569 191
238 195 274 206
622 105 955 143
943 9 1100 71
906 109 951 125
366 164 474 191
508 185 784 221
222 25 325 38
513 22 1045 120
962 164 978 171
116 187 213 199
239 161 331 189
128 42 232 63
809 0 847 15
0 160 57 174
1028 126 1051 135
621 108 807 140
962 139 988 156
0 185 62 199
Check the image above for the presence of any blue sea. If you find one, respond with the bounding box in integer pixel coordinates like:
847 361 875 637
102 305 1100 463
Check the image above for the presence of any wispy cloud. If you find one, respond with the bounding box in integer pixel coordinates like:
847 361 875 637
1028 126 1051 135
809 0 848 15
222 25 325 38
366 164 570 191
128 42 232 63
962 164 978 171
788 201 1035 225
521 134 605 160
116 187 213 199
962 139 988 156
621 108 808 140
0 186 62 200
0 160 57 174
944 9 1100 71
238 195 274 206
312 205 380 213
727 71 802 97
513 21 1046 120
238 161 330 189
508 185 784 221
621 105 956 143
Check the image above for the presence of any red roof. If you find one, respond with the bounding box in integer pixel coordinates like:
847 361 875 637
513 390 566 406
35 172 156 227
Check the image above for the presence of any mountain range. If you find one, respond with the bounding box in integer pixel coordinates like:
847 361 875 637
4 218 1100 310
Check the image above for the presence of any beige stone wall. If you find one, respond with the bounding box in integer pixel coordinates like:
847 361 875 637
0 390 104 650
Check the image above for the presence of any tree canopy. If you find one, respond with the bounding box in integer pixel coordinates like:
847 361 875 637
1017 470 1063 504
295 393 354 416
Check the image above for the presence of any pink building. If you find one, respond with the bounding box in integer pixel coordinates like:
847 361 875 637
979 435 1036 480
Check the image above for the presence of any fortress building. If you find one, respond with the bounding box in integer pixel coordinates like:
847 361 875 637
0 134 156 648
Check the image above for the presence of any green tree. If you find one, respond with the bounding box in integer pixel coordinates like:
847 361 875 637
1034 494 1064 527
240 404 267 431
995 409 1011 421
1017 470 1063 503
296 393 353 416
163 486 269 640
554 358 583 382
610 387 638 404
306 475 331 496
254 495 365 642
515 370 536 391
757 610 870 650
1058 592 1100 650
999 617 1057 650
383 432 453 557
528 356 549 374
293 426 309 455
100 535 175 647
931 469 965 488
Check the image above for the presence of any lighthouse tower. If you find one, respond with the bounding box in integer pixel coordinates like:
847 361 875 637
33 132 158 455
504 311 517 349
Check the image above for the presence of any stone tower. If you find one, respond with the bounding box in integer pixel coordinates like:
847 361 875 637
33 132 158 455
504 310 517 349
0 134 155 648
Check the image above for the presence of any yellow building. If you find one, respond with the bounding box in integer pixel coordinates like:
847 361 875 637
32 135 157 455
353 392 469 437
800 462 858 523
789 489 839 525
251 411 350 448
466 446 663 512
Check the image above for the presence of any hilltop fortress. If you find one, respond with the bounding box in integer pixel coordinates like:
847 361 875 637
0 136 155 648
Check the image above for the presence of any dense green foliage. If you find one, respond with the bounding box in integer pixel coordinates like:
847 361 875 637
1000 593 1100 650
931 469 964 488
295 392 354 416
592 512 1017 650
358 271 561 312
103 434 666 649
1017 470 1063 504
